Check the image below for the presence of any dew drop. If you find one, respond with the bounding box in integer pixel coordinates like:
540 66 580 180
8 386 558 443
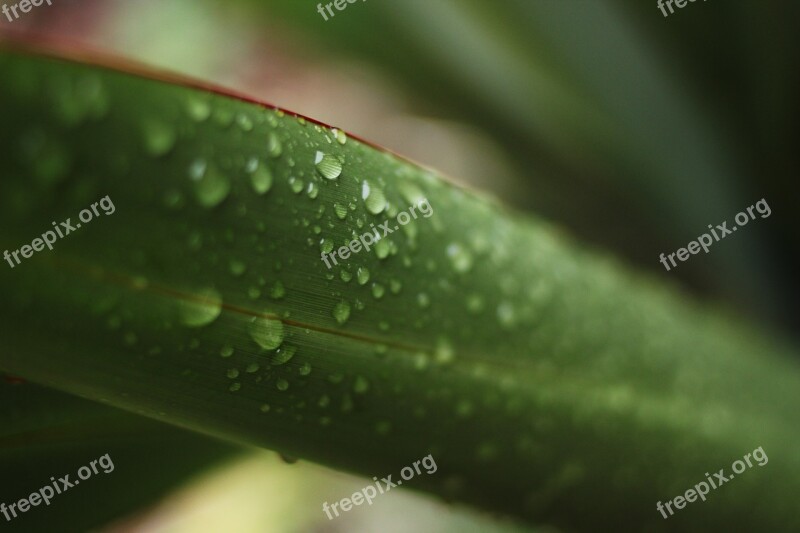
390 279 402 294
353 375 370 394
189 161 230 208
333 128 347 145
307 181 320 199
467 294 484 314
267 132 282 158
315 151 342 180
248 316 285 350
299 362 312 376
398 182 426 205
333 300 351 324
435 337 455 365
247 160 273 195
276 379 289 391
179 288 222 328
220 345 234 358
141 119 176 157
270 281 286 299
371 283 385 299
229 259 247 277
447 243 473 273
356 267 370 285
362 180 387 214
334 203 348 220
417 292 431 308
236 113 254 131
271 345 297 365
374 239 390 259
289 176 304 194
497 301 516 329
186 97 211 122
320 238 334 254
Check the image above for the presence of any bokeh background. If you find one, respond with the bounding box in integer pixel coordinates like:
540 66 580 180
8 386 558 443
1 1 798 531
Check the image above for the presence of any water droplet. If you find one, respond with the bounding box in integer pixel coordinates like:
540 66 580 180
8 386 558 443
270 281 286 299
340 270 352 282
299 362 312 375
229 259 247 277
362 180 387 214
333 128 347 145
467 294 484 313
307 181 320 199
186 97 211 122
447 243 473 273
179 288 222 328
260 404 271 413
334 203 348 220
247 159 273 195
413 352 430 371
398 182 426 205
356 267 370 285
435 338 455 365
227 368 240 379
276 378 289 391
220 345 234 358
333 300 351 324
267 132 282 158
315 151 342 180
497 301 516 329
271 345 297 365
340 394 354 412
456 400 474 418
189 161 230 208
229 382 242 392
390 279 402 294
417 292 431 308
353 375 370 394
236 113 254 131
320 238 334 254
371 283 385 299
141 119 176 157
213 107 235 128
246 363 260 374
318 394 331 408
289 176 304 194
248 316 285 350
374 239 390 259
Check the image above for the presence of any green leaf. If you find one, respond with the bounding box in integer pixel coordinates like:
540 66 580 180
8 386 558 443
1 49 799 531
